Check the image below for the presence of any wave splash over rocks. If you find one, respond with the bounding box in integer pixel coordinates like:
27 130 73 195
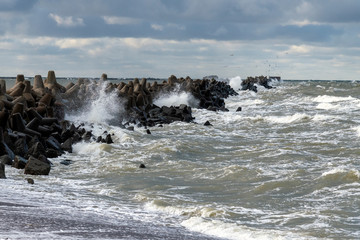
0 71 240 179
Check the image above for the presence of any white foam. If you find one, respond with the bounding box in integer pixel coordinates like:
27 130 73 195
353 126 360 137
312 114 333 122
313 95 357 103
66 82 125 125
154 87 199 108
229 76 242 91
265 113 309 124
321 168 360 179
316 102 339 110
144 200 225 218
181 217 285 240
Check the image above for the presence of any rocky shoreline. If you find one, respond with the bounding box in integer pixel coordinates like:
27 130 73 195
0 71 242 179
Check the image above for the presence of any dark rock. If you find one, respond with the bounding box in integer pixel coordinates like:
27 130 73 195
61 138 73 153
139 163 146 168
105 134 114 144
27 142 46 158
26 178 34 184
82 131 92 141
127 126 134 131
24 156 51 175
204 121 212 126
45 148 60 158
146 129 151 134
14 138 28 157
12 155 28 169
0 162 5 179
236 107 242 112
46 136 62 152
0 155 12 165
60 159 73 166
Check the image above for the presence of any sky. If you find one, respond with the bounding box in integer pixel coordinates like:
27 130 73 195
0 0 359 80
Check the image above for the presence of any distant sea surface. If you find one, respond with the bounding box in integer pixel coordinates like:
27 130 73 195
1 78 360 239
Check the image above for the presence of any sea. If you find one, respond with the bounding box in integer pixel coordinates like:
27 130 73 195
1 77 360 239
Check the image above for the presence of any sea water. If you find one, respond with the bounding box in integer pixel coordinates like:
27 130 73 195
1 78 360 239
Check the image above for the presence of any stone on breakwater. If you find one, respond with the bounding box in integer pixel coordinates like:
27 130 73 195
24 156 51 175
241 76 274 92
0 162 5 179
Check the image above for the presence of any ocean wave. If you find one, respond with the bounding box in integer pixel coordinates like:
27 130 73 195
313 95 358 103
144 199 225 218
181 217 288 240
320 168 359 183
265 113 310 124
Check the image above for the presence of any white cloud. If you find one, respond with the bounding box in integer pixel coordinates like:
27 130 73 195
286 45 312 54
54 38 99 49
49 13 84 27
151 24 164 31
103 16 141 25
286 19 322 27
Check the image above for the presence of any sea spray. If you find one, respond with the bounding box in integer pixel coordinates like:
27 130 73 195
66 81 126 126
154 84 199 108
229 76 242 91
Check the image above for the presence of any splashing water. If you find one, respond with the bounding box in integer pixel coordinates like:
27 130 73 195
66 82 125 125
229 76 242 90
154 85 199 108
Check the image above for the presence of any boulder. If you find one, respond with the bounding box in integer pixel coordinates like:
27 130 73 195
105 134 114 144
61 138 73 153
0 162 5 179
0 155 12 165
24 156 51 175
204 120 212 126
12 155 28 169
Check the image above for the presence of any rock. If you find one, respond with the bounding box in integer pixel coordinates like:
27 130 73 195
146 129 151 134
82 131 92 141
61 138 73 153
105 134 113 144
26 178 34 184
46 136 62 152
0 155 12 165
139 163 146 168
24 156 51 175
27 142 46 158
204 120 212 126
60 159 73 166
12 155 28 169
14 137 28 157
45 148 60 158
236 107 242 112
0 162 5 179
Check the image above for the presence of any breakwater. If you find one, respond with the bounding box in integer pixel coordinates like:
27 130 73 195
0 71 239 178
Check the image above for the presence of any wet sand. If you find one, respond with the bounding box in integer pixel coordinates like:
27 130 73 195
0 201 220 240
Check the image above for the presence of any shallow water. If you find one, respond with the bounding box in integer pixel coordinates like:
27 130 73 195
1 79 360 239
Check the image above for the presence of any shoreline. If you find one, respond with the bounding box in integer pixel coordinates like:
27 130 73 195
0 199 221 240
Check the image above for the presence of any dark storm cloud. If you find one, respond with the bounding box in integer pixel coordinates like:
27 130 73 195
1 0 356 43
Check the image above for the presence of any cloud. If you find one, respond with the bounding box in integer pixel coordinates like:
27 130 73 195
0 0 360 80
103 16 141 25
151 24 164 31
0 0 37 11
49 13 84 27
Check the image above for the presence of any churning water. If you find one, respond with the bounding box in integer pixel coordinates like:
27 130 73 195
1 79 360 239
